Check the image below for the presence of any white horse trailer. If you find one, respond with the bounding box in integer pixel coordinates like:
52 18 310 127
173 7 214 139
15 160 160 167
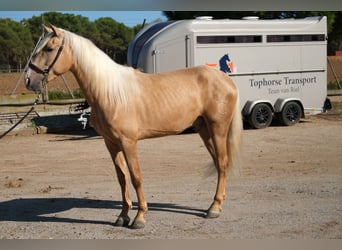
127 16 331 128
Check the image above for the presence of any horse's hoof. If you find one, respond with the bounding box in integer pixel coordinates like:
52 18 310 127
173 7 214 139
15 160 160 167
130 219 146 229
114 216 130 227
206 209 220 219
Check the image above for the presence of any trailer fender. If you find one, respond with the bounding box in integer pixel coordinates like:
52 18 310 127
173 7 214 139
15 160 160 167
242 100 273 117
274 98 304 118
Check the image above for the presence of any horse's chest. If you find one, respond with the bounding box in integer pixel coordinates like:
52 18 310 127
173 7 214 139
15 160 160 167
89 109 132 140
89 111 115 137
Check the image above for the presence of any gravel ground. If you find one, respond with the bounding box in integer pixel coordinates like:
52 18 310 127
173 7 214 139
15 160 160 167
0 111 341 239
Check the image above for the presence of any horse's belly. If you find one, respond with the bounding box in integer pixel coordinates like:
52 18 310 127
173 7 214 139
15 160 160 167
138 107 200 139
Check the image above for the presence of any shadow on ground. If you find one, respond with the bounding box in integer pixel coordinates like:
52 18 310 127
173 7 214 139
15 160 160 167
0 198 206 226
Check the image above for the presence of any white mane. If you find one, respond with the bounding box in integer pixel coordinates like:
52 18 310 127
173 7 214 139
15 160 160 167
62 29 140 108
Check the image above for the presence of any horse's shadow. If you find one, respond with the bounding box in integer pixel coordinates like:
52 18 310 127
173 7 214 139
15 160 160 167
0 198 206 226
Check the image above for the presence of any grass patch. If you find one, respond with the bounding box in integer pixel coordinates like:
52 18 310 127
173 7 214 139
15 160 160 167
328 81 342 90
331 101 342 110
48 88 85 100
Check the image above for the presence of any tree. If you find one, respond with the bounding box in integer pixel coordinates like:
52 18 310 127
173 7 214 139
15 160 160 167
94 17 133 63
23 12 134 64
0 11 140 67
23 12 96 43
0 19 34 71
327 12 342 55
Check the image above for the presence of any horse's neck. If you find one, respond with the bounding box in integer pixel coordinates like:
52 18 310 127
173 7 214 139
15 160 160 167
68 38 137 109
69 63 98 106
68 42 117 106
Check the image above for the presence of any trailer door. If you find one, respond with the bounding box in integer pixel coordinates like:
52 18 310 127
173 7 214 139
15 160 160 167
152 35 191 73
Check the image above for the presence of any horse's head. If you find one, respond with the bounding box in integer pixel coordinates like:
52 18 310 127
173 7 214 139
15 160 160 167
25 24 72 92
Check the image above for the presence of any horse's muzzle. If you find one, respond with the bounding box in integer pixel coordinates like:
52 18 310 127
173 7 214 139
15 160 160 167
24 75 42 93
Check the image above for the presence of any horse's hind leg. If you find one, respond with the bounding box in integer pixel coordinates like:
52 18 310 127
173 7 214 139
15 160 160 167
195 117 228 218
194 117 216 166
205 122 230 218
104 140 132 227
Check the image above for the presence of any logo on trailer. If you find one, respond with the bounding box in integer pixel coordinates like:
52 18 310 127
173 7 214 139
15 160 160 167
219 54 234 73
206 53 235 73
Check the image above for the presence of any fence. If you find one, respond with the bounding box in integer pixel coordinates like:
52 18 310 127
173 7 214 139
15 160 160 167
0 67 24 74
327 56 342 85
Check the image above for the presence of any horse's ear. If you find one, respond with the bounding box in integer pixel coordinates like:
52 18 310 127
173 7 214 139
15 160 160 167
48 23 62 37
43 24 52 33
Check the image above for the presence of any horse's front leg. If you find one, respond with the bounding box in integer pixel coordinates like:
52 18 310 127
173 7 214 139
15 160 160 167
104 140 132 227
113 152 133 226
121 138 148 229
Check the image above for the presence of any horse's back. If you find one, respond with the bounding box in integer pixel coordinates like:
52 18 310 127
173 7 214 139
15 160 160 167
135 65 238 112
135 65 238 125
137 65 236 95
184 66 239 113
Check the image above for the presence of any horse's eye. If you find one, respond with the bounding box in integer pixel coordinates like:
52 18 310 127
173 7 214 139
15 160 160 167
44 47 54 52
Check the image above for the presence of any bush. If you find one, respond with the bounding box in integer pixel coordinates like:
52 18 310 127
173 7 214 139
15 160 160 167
327 81 342 90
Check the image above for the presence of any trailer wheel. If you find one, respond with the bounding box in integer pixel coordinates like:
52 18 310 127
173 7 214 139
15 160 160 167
279 101 302 126
248 103 273 129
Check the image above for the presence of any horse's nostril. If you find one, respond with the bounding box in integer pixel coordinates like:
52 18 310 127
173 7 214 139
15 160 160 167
25 78 31 87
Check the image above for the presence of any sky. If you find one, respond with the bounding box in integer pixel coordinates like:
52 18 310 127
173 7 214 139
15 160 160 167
0 11 166 27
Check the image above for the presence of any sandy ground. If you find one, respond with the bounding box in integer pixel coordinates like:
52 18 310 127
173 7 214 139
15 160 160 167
0 110 341 239
0 72 79 96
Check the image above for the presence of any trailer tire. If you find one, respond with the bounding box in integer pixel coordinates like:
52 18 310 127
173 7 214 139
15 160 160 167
248 103 273 129
279 101 302 126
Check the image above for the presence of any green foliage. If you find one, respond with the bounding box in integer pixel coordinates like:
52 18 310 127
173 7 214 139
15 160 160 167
72 88 85 99
0 19 34 70
0 12 137 70
48 90 72 100
48 88 85 100
327 81 342 90
93 17 133 59
0 11 340 72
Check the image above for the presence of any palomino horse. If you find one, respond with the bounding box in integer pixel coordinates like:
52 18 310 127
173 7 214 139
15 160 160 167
25 25 243 229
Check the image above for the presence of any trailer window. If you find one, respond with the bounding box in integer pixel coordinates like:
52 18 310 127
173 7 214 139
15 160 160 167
197 35 262 44
267 34 325 42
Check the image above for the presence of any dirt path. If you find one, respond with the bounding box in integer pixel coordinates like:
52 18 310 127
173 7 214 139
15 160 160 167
0 114 341 239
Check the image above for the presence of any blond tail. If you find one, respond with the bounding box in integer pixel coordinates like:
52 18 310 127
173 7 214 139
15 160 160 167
227 92 243 177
